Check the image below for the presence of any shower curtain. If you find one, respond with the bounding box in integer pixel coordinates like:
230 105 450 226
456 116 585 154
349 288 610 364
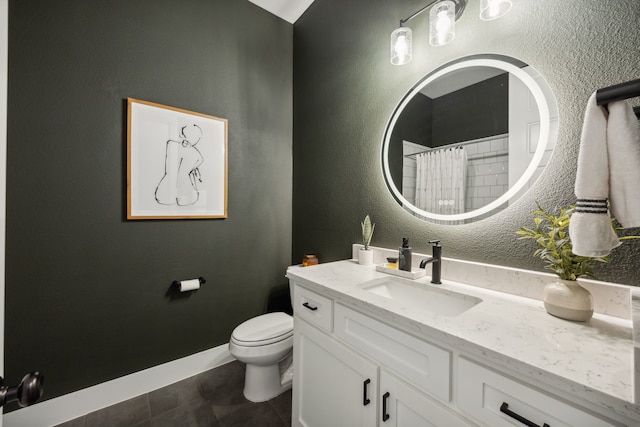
415 147 467 215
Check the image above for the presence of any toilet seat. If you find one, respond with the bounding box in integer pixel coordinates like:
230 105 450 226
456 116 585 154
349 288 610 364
231 312 293 347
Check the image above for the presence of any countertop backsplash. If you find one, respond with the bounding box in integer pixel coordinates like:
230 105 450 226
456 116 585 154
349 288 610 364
352 244 631 320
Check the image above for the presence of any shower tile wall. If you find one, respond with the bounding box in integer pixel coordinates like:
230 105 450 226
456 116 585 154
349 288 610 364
465 136 509 211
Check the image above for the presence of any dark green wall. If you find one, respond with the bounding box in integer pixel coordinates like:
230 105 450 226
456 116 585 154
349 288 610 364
6 0 292 402
389 93 433 193
431 73 508 146
393 93 433 147
293 0 640 284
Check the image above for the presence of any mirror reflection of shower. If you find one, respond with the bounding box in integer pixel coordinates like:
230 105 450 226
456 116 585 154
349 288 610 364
403 135 509 223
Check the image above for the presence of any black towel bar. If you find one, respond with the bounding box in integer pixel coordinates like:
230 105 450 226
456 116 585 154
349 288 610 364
595 78 640 118
595 78 640 105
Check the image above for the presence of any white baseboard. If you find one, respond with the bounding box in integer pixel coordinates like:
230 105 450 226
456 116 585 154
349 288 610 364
4 344 234 427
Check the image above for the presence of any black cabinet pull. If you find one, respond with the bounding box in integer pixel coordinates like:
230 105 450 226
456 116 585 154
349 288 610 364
500 402 550 427
382 392 390 422
302 302 318 311
363 379 371 406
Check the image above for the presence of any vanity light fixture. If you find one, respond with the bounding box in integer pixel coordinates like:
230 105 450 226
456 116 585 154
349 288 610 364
390 0 512 65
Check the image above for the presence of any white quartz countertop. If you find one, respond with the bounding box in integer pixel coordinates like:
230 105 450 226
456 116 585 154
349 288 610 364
286 259 640 423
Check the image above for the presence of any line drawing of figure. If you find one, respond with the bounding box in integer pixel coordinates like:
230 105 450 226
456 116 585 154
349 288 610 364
155 124 204 206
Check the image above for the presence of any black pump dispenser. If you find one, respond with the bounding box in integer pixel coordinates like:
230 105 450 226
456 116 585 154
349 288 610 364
398 238 412 271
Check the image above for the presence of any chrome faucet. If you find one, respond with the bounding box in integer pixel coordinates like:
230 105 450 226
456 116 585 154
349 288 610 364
419 240 442 284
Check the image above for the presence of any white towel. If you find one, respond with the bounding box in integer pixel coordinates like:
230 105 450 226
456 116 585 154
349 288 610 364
569 92 621 257
607 100 640 227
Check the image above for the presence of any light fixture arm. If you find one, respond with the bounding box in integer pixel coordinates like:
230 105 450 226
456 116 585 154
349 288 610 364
399 0 438 27
399 0 467 27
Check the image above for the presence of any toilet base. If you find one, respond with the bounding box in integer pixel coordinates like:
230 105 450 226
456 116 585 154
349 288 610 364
243 358 293 402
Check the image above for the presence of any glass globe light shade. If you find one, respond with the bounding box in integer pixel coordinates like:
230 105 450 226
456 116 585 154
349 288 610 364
480 0 512 20
390 27 412 65
430 0 455 46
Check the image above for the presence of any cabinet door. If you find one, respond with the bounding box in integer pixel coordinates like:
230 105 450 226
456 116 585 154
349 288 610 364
335 303 451 402
380 371 473 427
293 319 378 427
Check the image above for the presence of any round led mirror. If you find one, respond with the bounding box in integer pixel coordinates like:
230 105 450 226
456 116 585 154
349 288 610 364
382 54 558 224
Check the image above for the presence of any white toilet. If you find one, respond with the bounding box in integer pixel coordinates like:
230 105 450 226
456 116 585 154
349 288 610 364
228 311 294 402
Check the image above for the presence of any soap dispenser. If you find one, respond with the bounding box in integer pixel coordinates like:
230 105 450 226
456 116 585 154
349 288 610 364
398 238 412 271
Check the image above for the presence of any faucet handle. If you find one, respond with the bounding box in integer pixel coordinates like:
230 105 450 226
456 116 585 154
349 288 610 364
429 240 441 246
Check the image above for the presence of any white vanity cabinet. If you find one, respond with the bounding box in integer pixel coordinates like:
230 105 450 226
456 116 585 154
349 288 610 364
291 283 471 427
287 260 639 427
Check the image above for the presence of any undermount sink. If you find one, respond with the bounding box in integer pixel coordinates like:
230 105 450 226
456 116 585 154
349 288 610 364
358 277 482 317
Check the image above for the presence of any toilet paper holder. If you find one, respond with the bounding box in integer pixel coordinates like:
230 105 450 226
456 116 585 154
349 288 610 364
172 277 206 292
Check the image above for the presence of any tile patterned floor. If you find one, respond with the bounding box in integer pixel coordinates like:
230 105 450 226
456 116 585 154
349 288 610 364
55 361 292 427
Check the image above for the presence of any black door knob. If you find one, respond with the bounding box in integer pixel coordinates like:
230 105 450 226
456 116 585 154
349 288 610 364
0 372 44 407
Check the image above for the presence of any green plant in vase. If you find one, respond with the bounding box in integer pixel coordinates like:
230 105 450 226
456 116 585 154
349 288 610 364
516 204 608 281
516 203 637 321
359 215 375 265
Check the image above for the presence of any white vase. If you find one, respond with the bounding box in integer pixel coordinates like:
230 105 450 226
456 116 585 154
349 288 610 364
358 248 374 266
543 279 593 322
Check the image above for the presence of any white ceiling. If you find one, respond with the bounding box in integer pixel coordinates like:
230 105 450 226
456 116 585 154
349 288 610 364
248 0 315 24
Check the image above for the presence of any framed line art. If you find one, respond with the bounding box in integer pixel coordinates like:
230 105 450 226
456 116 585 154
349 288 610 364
127 98 228 219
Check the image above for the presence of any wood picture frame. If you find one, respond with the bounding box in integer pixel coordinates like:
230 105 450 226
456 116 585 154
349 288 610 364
127 98 228 219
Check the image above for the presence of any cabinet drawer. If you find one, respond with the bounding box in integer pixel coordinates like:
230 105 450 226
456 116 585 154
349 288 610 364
457 357 619 427
293 285 333 332
334 303 451 403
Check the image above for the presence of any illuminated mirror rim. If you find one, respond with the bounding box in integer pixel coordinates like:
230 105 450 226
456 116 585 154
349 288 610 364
382 56 552 222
